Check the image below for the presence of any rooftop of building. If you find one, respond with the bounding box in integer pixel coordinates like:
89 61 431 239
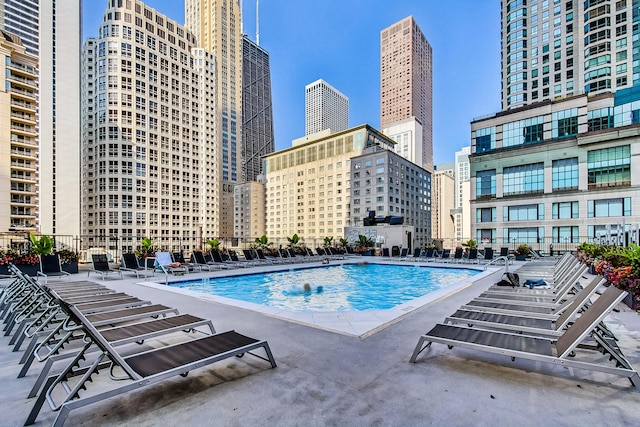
1 258 638 425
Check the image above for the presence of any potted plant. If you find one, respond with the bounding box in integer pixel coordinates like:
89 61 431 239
514 243 531 261
254 235 272 251
594 244 640 310
462 239 477 249
287 234 301 248
135 237 156 265
29 234 54 256
206 238 222 252
3 247 40 276
55 249 79 274
0 248 13 275
355 235 375 256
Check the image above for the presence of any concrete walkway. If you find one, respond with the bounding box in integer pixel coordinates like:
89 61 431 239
1 259 639 426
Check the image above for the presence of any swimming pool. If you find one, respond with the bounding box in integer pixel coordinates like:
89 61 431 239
168 263 480 312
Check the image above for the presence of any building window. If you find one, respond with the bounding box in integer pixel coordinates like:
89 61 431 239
587 107 613 131
476 170 496 197
552 201 579 219
476 207 496 223
552 158 578 191
587 197 631 217
475 127 495 153
587 145 631 188
587 224 627 239
503 163 544 196
503 116 544 147
613 99 640 126
552 108 578 138
505 227 543 244
476 229 496 244
552 226 579 243
504 204 543 221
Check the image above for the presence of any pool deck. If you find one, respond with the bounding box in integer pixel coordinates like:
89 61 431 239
1 257 639 426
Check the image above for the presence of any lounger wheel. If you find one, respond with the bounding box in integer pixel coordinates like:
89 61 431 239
236 353 245 358
180 372 189 377
511 356 516 361
136 340 144 345
447 345 453 350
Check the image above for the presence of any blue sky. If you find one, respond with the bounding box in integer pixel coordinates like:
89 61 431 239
83 0 501 165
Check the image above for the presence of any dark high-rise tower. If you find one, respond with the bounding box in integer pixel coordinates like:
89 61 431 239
241 35 274 182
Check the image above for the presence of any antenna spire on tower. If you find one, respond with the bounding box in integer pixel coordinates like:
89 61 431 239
256 0 260 45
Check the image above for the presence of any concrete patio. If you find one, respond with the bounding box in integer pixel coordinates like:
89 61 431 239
1 259 639 426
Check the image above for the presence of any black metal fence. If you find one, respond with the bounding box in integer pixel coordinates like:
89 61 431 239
0 231 600 263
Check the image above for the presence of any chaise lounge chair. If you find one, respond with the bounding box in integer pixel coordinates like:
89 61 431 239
88 254 122 280
37 254 71 284
445 276 605 336
25 294 277 426
154 252 188 275
189 251 218 271
120 253 153 278
410 284 640 389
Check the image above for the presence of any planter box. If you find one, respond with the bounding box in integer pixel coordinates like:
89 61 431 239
0 263 41 276
17 264 39 276
62 262 79 274
623 292 640 311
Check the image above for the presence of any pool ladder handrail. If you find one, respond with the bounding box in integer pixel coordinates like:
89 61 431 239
483 255 513 271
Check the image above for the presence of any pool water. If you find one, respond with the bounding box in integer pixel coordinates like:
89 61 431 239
169 263 480 312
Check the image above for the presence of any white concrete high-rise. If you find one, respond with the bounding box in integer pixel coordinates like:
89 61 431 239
432 165 455 243
185 0 243 238
382 117 423 165
38 1 82 236
185 2 242 182
305 79 349 135
0 31 38 232
452 147 471 244
0 0 81 235
81 1 217 253
380 16 433 172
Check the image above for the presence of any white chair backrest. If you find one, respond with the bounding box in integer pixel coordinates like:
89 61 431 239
155 251 172 266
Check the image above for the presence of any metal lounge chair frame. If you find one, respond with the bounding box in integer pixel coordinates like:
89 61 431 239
463 248 479 264
120 253 154 278
410 285 640 389
476 265 588 304
210 249 240 268
25 297 277 426
445 276 605 336
37 254 71 284
190 250 220 271
154 251 188 275
451 247 464 263
88 254 122 280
